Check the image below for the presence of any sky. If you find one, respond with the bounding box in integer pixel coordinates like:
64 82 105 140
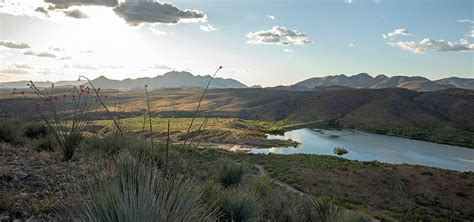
0 0 473 87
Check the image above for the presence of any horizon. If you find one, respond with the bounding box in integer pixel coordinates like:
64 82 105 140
0 70 473 87
1 0 473 87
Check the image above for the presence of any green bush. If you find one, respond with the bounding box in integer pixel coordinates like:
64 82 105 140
263 192 306 221
62 132 83 161
308 196 343 222
199 181 221 204
219 188 258 222
24 122 48 138
0 118 23 144
251 176 274 199
334 147 348 155
34 135 55 152
219 162 244 188
61 153 218 221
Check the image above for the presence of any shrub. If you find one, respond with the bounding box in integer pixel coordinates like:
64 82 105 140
0 118 23 144
334 147 348 155
199 181 221 204
24 122 48 138
34 135 55 152
94 131 132 155
263 192 305 221
251 176 274 199
61 153 218 221
308 196 343 222
219 188 258 222
219 162 244 188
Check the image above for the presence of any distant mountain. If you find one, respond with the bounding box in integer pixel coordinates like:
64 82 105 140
294 73 473 91
0 71 248 90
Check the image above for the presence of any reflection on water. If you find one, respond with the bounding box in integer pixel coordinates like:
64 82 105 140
242 128 474 172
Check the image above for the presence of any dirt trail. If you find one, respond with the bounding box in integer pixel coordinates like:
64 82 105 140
254 164 305 196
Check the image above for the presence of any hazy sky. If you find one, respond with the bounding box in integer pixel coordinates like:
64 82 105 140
0 0 473 86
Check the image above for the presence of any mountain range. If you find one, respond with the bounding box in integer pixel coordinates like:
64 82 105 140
0 71 472 91
291 73 474 91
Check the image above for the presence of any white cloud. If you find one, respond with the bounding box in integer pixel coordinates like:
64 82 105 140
349 43 354 47
200 24 217 32
344 0 353 3
24 50 57 58
457 19 474 24
149 27 167 35
283 48 294 53
0 40 31 49
113 1 206 26
382 28 412 40
246 26 311 46
469 29 474 38
388 38 474 54
266 15 275 20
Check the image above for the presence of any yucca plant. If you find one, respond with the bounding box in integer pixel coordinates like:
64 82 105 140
61 153 219 221
219 162 244 188
308 196 343 222
219 187 259 222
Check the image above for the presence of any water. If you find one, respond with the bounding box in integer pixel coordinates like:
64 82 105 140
242 128 474 172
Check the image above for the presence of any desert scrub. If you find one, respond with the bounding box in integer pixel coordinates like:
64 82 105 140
0 118 24 144
219 187 259 222
34 135 55 152
24 122 48 138
61 153 218 221
219 162 244 188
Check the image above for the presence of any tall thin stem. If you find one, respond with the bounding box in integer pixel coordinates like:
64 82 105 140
165 118 170 169
144 85 155 151
78 75 123 138
182 66 222 148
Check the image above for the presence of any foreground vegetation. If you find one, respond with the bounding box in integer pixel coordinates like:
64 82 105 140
1 118 473 221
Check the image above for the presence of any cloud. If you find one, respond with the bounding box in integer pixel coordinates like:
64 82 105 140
266 15 275 20
0 40 31 49
48 46 63 51
374 0 381 3
246 26 311 46
469 29 474 38
0 68 29 75
24 50 57 58
457 19 474 24
349 43 354 47
344 0 353 3
149 27 168 35
388 38 474 54
80 50 93 53
12 63 34 69
283 48 294 53
58 56 72 60
149 64 174 70
113 1 206 26
200 24 217 32
382 28 412 40
64 9 88 19
44 0 118 9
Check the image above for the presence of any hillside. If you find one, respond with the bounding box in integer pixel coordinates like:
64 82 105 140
2 87 473 147
294 73 474 91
